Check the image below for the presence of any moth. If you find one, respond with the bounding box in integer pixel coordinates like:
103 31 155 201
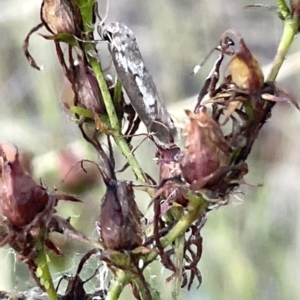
98 22 177 147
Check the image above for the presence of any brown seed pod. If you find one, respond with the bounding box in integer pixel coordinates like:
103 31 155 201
72 59 107 115
41 0 83 35
222 31 264 92
291 0 300 17
180 108 230 191
0 144 49 227
0 144 80 227
99 180 143 250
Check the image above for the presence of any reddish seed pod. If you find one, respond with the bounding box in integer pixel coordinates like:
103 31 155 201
0 144 48 227
41 0 82 35
223 32 264 92
0 144 81 228
73 60 107 115
180 108 230 191
99 181 143 250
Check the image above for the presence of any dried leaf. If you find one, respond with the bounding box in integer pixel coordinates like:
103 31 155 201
262 92 300 109
22 23 44 71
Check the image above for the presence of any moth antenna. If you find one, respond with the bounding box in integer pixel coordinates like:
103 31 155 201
98 0 109 28
192 46 218 75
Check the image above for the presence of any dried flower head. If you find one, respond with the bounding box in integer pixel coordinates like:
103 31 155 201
224 31 264 91
0 144 49 227
72 59 107 115
0 144 80 228
99 181 143 250
41 0 83 35
180 108 230 191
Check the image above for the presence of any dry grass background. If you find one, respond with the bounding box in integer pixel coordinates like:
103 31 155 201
1 0 300 299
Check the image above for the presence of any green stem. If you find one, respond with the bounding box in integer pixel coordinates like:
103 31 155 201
89 57 148 184
145 194 208 264
89 57 120 130
172 233 185 300
113 78 123 106
107 269 129 300
133 277 161 300
34 232 57 300
267 1 300 82
276 0 290 17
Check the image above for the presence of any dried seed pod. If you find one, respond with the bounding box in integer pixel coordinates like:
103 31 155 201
0 144 49 227
0 144 80 227
41 0 83 35
99 181 143 250
225 32 264 91
72 59 107 115
180 108 230 191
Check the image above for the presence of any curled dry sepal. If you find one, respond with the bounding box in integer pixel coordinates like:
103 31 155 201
0 143 85 289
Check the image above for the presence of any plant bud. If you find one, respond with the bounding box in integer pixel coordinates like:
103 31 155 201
180 108 230 191
41 0 82 35
0 144 80 227
72 60 107 115
99 181 143 250
229 36 264 91
0 144 49 227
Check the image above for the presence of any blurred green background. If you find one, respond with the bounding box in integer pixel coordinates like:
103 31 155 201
1 0 300 299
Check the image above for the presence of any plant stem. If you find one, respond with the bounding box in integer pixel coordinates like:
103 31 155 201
89 56 149 184
172 233 185 300
145 194 208 264
34 231 57 300
133 277 161 300
107 269 129 300
267 0 300 82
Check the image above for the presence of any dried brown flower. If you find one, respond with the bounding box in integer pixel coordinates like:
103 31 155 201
41 0 83 36
0 144 49 227
222 31 264 92
99 180 143 250
72 59 107 115
0 144 80 227
180 108 230 191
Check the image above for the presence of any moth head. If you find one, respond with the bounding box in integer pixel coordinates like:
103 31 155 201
99 22 135 44
100 27 113 42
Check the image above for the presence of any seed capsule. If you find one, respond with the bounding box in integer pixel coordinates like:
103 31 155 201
99 180 143 250
180 108 230 191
